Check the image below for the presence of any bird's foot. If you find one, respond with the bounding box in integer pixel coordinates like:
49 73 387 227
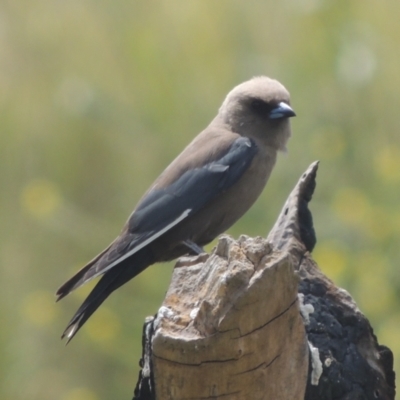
182 240 205 255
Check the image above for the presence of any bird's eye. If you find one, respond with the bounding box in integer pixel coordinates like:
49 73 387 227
250 99 274 115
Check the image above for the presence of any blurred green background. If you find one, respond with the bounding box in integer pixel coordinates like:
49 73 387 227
1 1 399 399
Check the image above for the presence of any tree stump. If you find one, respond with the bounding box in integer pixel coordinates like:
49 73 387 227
133 162 396 400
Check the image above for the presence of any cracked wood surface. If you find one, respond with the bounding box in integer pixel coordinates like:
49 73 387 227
151 235 308 400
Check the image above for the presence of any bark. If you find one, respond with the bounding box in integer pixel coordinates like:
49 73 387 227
133 162 395 400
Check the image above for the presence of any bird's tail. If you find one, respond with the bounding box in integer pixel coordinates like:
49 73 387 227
61 250 154 343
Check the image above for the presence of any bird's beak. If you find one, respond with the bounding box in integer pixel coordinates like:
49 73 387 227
269 102 296 120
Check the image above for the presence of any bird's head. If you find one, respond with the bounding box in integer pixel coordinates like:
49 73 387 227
218 76 295 152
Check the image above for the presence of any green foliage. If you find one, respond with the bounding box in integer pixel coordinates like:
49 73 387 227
1 1 399 398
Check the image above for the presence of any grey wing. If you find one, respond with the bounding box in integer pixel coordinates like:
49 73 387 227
57 136 257 296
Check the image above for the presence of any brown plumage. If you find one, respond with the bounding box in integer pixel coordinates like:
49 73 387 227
57 76 295 342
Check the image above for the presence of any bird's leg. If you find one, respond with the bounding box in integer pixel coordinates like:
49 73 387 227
182 240 205 255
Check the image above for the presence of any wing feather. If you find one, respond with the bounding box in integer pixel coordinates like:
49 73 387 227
58 136 257 296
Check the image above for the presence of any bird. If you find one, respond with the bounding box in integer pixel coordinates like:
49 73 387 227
56 76 296 342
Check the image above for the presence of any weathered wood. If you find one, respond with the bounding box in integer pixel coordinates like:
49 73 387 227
149 235 308 400
133 162 396 400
